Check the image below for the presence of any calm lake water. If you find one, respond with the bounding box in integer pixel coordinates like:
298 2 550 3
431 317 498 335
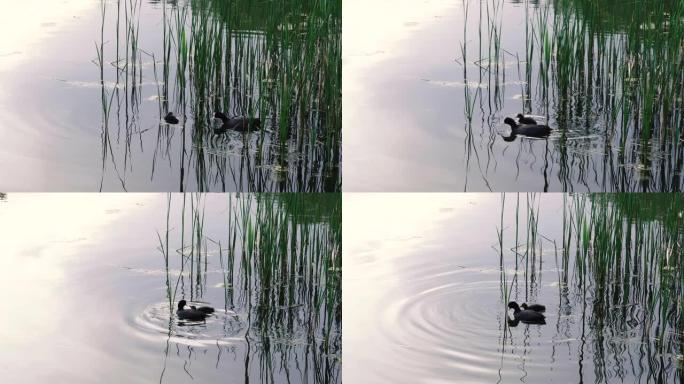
0 0 340 192
344 0 684 192
344 193 684 383
0 193 341 383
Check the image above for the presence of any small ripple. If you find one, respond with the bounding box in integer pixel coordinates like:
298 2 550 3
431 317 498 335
376 268 560 380
384 278 505 358
130 301 246 347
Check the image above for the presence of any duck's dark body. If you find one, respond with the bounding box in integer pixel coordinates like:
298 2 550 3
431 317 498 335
164 112 179 125
214 112 261 133
176 300 214 321
508 301 546 324
190 305 215 314
515 125 552 137
516 113 538 125
504 117 551 138
521 303 546 312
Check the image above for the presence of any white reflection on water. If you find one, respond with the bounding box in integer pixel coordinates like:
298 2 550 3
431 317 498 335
0 193 340 383
344 194 683 383
0 194 155 381
343 0 457 67
0 0 94 70
344 193 501 383
343 0 462 191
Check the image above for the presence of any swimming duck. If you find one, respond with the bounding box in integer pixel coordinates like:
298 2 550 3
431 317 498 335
521 303 546 312
516 113 538 125
164 112 179 125
214 112 261 134
190 305 215 314
176 300 212 321
504 117 551 138
508 301 546 324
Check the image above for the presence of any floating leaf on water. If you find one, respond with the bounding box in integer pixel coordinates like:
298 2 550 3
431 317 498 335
474 58 519 69
256 164 290 173
554 338 578 343
57 79 124 89
566 134 601 141
117 266 183 276
57 79 161 89
502 80 528 86
422 79 488 89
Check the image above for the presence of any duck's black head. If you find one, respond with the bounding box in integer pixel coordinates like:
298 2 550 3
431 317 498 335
504 117 517 127
516 113 525 119
520 303 529 310
507 301 520 311
178 300 187 310
214 112 228 121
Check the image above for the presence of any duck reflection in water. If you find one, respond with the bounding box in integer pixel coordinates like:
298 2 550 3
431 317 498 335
176 299 215 322
500 117 552 142
507 301 546 326
213 112 262 134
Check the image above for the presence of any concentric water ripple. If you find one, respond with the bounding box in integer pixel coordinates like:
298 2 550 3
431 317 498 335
130 301 246 347
376 268 580 382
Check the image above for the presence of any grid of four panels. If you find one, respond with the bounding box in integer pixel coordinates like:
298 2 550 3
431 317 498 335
1 0 682 383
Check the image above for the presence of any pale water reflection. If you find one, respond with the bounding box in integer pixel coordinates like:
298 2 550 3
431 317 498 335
0 193 341 383
0 1 94 70
344 0 684 192
344 193 684 383
0 0 340 192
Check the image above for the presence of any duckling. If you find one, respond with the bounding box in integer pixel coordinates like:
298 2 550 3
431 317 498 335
504 117 551 138
214 112 261 134
508 301 546 324
176 299 211 321
521 303 546 312
164 112 179 125
516 113 538 125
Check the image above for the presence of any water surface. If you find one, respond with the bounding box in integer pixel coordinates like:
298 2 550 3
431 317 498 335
344 193 684 383
0 0 340 191
0 193 341 383
344 0 684 191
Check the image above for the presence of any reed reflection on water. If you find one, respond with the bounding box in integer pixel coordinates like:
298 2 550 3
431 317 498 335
0 193 341 384
344 0 684 192
497 194 684 382
461 0 684 192
149 193 342 383
97 0 340 192
345 194 683 383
